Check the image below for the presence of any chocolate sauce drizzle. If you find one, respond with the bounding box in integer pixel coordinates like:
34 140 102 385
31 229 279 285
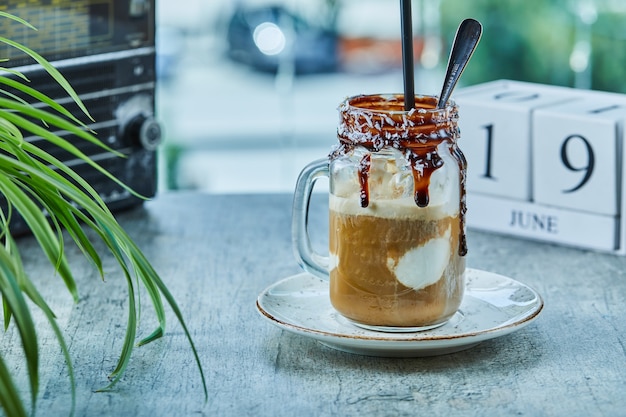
358 153 371 207
333 94 468 256
404 147 443 208
451 143 468 256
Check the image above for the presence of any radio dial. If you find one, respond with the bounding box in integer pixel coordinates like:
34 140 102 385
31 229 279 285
116 94 161 151
126 115 162 151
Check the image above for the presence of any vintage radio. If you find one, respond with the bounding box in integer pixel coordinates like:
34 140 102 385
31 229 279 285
0 0 161 234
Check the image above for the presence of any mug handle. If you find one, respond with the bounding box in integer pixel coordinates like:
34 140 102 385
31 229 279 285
292 158 330 281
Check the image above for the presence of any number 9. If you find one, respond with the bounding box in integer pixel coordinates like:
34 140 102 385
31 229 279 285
560 134 595 193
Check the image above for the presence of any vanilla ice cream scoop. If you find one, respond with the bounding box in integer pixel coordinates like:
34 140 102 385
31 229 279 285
388 227 451 290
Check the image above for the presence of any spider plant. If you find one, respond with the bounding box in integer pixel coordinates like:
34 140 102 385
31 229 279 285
0 11 206 417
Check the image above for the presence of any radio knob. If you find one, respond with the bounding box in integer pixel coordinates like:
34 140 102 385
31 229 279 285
126 115 162 151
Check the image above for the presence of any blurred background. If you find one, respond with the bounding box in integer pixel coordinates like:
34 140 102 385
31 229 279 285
155 0 626 193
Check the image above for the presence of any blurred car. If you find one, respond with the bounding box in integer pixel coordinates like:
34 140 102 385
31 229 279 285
226 5 338 75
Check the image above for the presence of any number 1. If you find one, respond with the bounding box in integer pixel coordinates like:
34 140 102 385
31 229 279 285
481 123 495 179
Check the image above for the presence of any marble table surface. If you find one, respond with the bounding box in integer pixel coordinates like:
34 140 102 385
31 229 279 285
2 192 625 416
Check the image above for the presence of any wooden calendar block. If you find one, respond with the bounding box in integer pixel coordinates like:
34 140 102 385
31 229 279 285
456 81 574 201
467 193 619 252
454 80 626 254
532 99 626 215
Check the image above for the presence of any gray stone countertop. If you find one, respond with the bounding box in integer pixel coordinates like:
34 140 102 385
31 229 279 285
3 192 625 416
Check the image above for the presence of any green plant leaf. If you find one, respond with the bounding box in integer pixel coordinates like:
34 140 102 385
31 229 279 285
0 11 37 31
0 354 28 417
4 235 76 416
0 248 39 414
1 152 208 397
0 66 30 82
0 172 78 301
0 36 92 120
0 76 87 126
0 101 121 157
0 11 207 417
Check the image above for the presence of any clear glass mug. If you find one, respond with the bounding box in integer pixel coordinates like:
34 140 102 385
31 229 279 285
292 94 467 332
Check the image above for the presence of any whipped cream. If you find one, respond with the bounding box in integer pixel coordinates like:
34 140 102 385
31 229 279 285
387 227 451 290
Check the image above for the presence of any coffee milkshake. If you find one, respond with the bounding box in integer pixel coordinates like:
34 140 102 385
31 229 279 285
292 94 467 331
328 146 465 329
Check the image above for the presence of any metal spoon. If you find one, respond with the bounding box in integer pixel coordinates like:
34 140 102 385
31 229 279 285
436 18 483 109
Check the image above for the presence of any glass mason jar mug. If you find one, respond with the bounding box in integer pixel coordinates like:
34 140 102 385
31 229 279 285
293 94 467 332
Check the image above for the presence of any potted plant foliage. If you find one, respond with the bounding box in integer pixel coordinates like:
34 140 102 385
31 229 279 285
0 11 206 417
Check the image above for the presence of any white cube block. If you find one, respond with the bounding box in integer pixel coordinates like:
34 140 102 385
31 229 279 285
532 98 626 215
455 81 575 201
467 193 619 252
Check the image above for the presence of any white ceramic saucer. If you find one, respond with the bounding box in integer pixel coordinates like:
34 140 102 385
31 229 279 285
256 268 543 357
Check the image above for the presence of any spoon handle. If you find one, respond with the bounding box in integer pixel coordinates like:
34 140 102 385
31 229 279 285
437 18 483 109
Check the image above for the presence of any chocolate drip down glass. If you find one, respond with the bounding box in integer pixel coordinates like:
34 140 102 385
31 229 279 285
293 94 467 332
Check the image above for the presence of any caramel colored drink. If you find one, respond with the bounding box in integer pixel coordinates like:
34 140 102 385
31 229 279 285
329 194 465 328
292 94 467 331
